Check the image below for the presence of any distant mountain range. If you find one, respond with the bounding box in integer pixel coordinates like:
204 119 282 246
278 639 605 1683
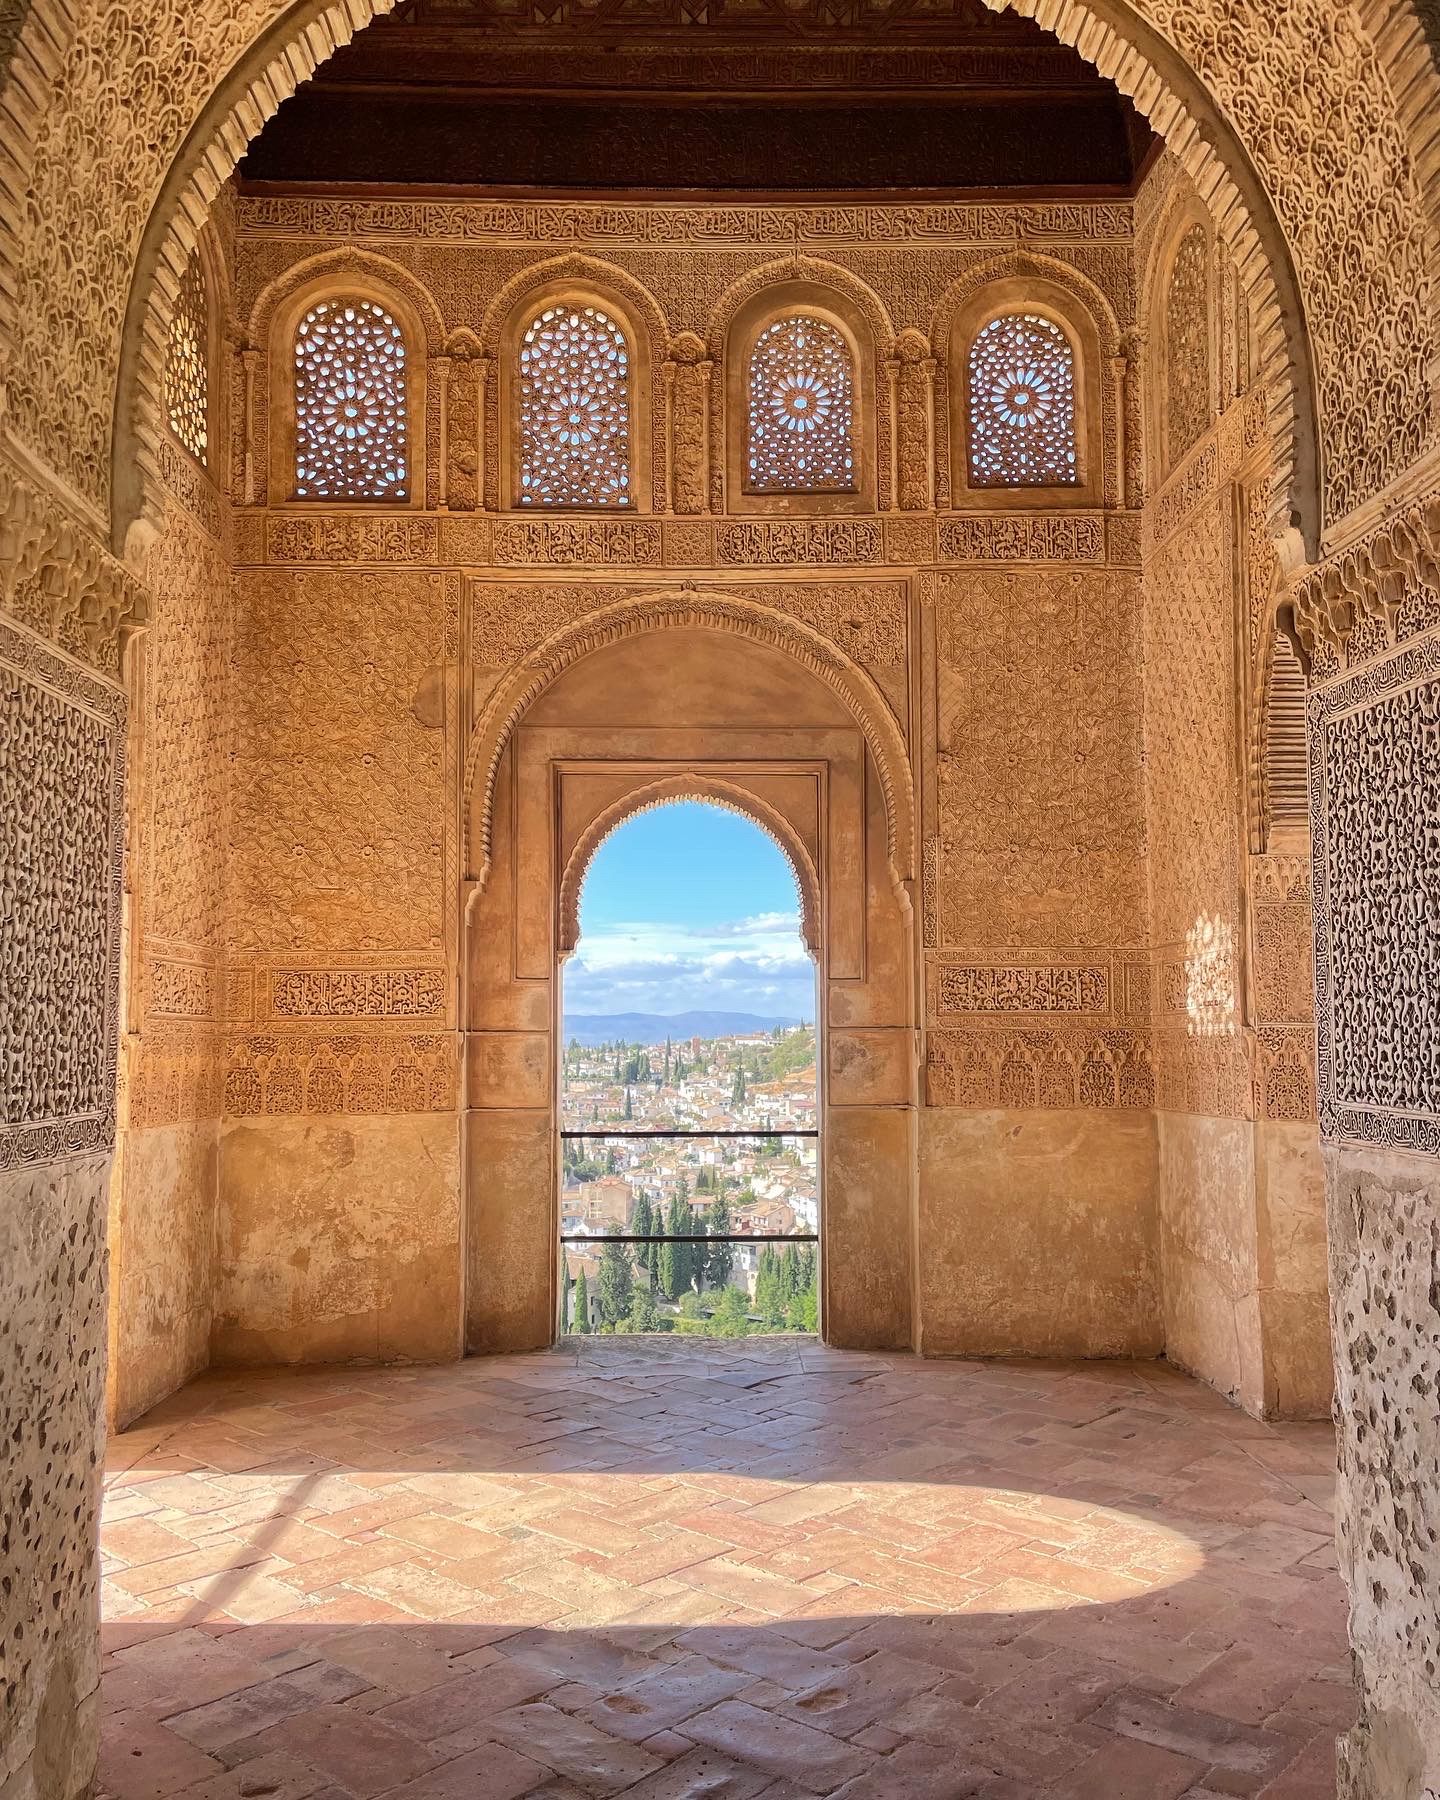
563 1010 805 1047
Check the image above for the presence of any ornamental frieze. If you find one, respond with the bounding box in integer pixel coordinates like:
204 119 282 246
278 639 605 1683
938 514 1105 564
237 196 1133 249
935 963 1111 1015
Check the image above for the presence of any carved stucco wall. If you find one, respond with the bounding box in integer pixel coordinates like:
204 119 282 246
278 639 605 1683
1303 604 1440 1798
1138 158 1331 1423
0 0 1432 540
1 572 126 1800
0 9 1439 1799
215 561 462 1365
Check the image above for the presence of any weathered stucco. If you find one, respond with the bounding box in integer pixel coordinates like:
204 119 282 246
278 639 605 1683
0 1156 108 1800
105 1122 216 1428
917 1107 1163 1357
1327 1144 1440 1800
214 1112 462 1366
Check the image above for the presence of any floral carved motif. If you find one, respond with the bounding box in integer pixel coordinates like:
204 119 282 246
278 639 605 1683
269 969 446 1018
1310 637 1440 1152
1164 224 1210 468
667 332 711 516
938 514 1104 563
0 459 145 676
936 964 1110 1014
0 621 125 1168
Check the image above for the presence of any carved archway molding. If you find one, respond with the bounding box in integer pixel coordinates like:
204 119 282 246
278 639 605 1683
557 775 823 962
462 587 916 893
105 0 1327 553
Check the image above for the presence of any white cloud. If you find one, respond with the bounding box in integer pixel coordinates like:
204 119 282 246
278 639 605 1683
565 913 816 1016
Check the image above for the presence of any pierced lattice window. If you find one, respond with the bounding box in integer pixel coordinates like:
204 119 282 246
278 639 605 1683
746 314 856 493
518 304 632 507
294 298 408 501
966 312 1078 488
1166 226 1211 465
165 251 208 465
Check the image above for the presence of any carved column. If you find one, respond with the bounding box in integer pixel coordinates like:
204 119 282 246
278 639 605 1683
476 355 492 511
667 332 712 516
237 345 260 506
445 348 484 513
892 331 935 512
1120 330 1146 511
434 355 452 510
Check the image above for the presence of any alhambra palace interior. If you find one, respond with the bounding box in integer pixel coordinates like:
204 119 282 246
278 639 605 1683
4 2 1440 1797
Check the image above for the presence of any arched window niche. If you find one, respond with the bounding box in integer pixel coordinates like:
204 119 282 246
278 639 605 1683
723 281 876 515
746 315 857 496
946 276 1108 512
266 271 431 508
163 244 214 470
1152 213 1215 477
500 285 651 511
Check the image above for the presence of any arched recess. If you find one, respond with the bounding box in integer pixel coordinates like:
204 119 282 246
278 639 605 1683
481 255 666 513
245 248 443 509
1142 186 1219 484
462 589 916 897
559 775 823 962
932 253 1121 512
707 261 890 516
104 0 1330 555
157 214 230 500
461 591 917 1357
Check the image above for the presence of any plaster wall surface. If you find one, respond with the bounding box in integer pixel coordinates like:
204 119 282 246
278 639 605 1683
0 1156 108 1800
105 1122 216 1428
1327 1145 1440 1800
1156 1111 1263 1413
213 1112 462 1365
916 1107 1162 1357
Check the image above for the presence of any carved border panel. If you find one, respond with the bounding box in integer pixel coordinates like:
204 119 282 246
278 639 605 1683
1 622 126 1168
1310 632 1440 1153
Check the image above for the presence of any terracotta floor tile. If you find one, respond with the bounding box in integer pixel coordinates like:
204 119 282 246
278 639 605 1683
682 1698 876 1792
101 1345 1347 1800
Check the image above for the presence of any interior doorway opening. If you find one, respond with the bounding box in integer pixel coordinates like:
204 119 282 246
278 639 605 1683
558 799 820 1339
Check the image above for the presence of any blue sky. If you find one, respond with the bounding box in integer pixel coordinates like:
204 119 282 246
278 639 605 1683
565 801 816 1019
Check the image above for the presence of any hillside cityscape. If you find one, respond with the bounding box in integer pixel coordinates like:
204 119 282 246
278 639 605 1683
559 1020 818 1337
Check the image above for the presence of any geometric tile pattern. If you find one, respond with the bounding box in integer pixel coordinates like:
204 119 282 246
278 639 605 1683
100 1342 1352 1799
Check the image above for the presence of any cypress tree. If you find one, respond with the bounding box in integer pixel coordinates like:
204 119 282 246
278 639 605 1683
597 1225 634 1328
704 1194 734 1290
659 1188 692 1298
573 1267 591 1334
632 1194 656 1285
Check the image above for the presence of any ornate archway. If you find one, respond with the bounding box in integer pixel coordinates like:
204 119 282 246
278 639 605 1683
96 0 1357 554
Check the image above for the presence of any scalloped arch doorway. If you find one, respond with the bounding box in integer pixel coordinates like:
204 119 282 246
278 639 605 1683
461 609 918 1353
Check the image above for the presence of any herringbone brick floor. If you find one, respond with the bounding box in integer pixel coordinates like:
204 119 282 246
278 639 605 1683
99 1341 1353 1799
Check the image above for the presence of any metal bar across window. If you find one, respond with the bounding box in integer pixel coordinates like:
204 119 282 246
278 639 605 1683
562 1233 818 1245
561 1129 817 1140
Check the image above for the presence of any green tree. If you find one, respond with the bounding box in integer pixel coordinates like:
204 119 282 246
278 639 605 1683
704 1194 734 1290
781 1243 801 1303
710 1288 752 1339
730 1063 748 1108
597 1226 634 1328
755 1247 791 1326
658 1185 694 1299
631 1193 656 1286
623 1085 633 1121
626 1285 661 1333
573 1266 591 1334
